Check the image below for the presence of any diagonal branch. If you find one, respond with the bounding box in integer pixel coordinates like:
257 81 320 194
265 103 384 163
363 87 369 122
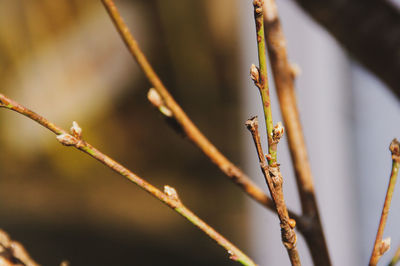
369 139 400 266
0 93 256 266
100 0 301 222
389 245 400 266
245 116 300 266
0 229 39 266
262 1 331 264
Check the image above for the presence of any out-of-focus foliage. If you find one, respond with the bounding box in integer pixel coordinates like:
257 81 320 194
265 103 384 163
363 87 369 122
0 1 248 265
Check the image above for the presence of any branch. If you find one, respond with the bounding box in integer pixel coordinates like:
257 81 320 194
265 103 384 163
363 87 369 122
389 245 400 266
262 1 331 264
245 117 300 266
100 0 303 222
369 139 400 266
292 0 400 99
0 94 256 266
0 229 39 266
250 3 301 265
251 1 277 166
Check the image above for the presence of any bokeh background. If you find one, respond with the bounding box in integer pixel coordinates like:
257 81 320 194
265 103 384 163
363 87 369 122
0 0 399 265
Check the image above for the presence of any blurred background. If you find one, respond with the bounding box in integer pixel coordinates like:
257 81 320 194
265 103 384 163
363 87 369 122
0 0 399 265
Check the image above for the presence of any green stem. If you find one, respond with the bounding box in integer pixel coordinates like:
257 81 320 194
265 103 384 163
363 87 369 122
253 0 276 165
389 245 400 266
0 93 256 266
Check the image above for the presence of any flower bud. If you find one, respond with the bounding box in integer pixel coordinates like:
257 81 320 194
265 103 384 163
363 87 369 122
56 133 77 146
70 121 82 138
250 64 260 83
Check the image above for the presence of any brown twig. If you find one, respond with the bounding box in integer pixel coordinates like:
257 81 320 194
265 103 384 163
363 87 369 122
369 139 400 266
0 94 256 266
261 1 331 264
245 116 300 266
100 0 303 223
0 229 39 266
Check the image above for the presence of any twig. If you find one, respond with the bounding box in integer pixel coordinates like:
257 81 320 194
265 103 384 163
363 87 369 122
369 139 400 266
251 2 300 265
262 1 331 264
0 94 256 266
251 0 276 166
100 0 303 223
389 245 400 266
245 117 300 266
0 229 39 266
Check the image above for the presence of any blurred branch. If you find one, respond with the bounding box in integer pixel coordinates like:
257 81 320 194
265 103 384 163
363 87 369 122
262 0 331 265
245 117 300 266
0 229 39 266
0 94 256 266
100 0 303 223
369 139 400 266
389 245 400 266
292 0 400 99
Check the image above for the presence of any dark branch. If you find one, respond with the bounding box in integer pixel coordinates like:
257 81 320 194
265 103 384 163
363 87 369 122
293 0 400 99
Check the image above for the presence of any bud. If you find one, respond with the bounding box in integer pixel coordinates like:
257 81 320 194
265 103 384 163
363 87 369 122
147 88 173 117
56 133 77 146
147 88 163 108
288 218 296 229
250 64 260 83
379 237 391 255
70 121 82 138
272 122 284 142
164 185 179 201
289 62 301 78
390 139 400 162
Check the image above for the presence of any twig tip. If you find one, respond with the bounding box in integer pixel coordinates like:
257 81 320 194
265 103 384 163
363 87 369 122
245 116 258 129
390 139 400 162
71 121 82 138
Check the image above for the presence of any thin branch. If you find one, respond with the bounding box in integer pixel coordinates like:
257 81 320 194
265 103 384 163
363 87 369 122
0 94 256 266
261 1 331 264
251 0 277 166
250 3 301 265
100 0 302 223
369 139 400 266
389 245 400 266
0 229 39 266
245 117 300 266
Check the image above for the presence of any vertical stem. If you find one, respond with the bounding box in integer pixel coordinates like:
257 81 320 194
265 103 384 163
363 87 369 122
253 0 277 166
246 117 301 266
369 139 400 266
262 1 331 264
